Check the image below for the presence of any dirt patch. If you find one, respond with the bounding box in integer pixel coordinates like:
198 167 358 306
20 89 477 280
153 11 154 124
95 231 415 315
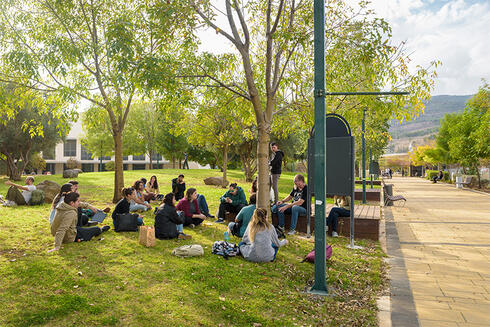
0 248 25 259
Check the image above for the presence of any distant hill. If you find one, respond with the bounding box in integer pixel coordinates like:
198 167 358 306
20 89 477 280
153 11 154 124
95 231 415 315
386 95 472 153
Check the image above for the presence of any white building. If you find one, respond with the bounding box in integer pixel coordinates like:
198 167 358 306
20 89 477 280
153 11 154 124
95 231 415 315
43 121 202 174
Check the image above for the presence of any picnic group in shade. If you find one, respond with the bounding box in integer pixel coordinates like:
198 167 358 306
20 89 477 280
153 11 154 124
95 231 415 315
1 169 339 262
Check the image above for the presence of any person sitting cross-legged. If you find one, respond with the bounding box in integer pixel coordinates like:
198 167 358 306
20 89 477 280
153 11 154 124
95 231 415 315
215 183 247 223
48 192 110 252
271 174 308 235
154 193 191 240
1 176 36 206
176 188 206 227
326 195 351 238
130 180 151 212
239 208 288 263
228 194 256 238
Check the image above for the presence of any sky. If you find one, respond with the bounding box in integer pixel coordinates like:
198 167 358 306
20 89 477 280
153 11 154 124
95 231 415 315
197 0 490 96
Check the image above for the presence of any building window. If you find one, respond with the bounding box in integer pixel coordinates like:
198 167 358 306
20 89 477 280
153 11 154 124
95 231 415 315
63 140 77 157
132 154 145 161
81 163 94 172
43 147 56 160
123 164 129 171
152 164 163 169
99 155 111 161
123 156 128 161
151 153 162 161
44 163 56 175
132 164 146 170
81 145 93 160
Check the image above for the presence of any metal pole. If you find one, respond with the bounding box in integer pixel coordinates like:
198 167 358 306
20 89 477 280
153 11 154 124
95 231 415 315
362 108 366 204
370 148 373 189
99 140 103 172
309 0 328 296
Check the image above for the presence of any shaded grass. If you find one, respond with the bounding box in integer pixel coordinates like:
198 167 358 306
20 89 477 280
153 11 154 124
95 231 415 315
0 170 386 326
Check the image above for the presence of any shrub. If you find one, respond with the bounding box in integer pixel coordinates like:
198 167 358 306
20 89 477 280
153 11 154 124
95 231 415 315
426 170 449 181
105 161 115 171
66 157 81 169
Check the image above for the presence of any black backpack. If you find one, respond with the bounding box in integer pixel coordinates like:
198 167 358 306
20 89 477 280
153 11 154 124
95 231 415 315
114 213 139 232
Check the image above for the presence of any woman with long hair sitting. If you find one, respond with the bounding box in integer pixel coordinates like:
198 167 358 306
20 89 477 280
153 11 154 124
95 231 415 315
176 188 206 227
155 193 191 240
49 183 75 224
130 180 151 212
239 208 288 262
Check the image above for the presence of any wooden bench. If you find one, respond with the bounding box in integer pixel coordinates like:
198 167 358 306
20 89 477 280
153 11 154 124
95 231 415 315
355 180 381 186
271 204 380 240
326 189 381 202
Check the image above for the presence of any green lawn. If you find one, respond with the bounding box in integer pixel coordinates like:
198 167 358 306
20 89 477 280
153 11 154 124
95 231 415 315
0 169 386 326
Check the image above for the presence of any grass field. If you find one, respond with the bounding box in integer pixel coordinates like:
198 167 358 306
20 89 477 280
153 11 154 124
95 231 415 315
0 169 386 326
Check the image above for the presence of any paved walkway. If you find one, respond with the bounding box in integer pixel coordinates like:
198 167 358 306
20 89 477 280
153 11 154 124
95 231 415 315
386 177 490 327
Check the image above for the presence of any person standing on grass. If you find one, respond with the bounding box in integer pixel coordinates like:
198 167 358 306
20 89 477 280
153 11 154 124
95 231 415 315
172 174 186 201
48 192 110 252
326 195 351 238
155 193 192 240
215 183 247 224
271 174 308 236
269 142 284 205
176 188 206 227
228 194 256 238
183 153 189 169
239 208 288 263
1 176 36 206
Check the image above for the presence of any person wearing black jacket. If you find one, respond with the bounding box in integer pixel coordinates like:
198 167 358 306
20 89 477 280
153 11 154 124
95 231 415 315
172 174 186 201
269 143 284 205
112 187 144 227
154 193 192 240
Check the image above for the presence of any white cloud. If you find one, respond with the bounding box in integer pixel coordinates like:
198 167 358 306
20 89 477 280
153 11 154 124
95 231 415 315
350 0 490 95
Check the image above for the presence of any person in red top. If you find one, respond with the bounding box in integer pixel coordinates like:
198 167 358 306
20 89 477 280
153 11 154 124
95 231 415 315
176 188 206 227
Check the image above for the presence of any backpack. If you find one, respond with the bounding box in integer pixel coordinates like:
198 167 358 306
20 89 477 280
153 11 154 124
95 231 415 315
172 244 204 258
114 213 139 232
29 189 45 205
303 244 333 263
212 241 240 259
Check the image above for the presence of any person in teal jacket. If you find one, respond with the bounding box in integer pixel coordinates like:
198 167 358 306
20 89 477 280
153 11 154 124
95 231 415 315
215 183 247 223
228 194 256 237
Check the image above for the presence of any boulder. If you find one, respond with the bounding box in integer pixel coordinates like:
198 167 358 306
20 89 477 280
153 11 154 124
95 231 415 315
36 180 61 203
63 169 79 178
204 177 229 187
73 169 83 174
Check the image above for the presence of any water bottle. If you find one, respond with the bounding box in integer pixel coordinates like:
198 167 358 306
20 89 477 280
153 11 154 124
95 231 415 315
224 231 229 242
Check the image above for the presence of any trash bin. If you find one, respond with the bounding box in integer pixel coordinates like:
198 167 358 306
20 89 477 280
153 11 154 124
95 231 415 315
384 184 393 206
455 176 463 189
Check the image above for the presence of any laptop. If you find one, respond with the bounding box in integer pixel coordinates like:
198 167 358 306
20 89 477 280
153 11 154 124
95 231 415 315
89 210 107 223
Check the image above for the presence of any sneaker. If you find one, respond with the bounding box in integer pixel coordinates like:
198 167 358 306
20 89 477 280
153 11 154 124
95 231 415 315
101 226 110 233
87 221 99 227
103 207 111 213
215 218 225 224
178 233 192 240
287 230 296 235
207 214 215 218
4 200 17 207
332 231 338 237
277 225 285 233
188 224 195 229
0 195 4 204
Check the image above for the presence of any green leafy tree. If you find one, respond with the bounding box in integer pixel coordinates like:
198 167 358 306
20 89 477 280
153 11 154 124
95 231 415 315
0 85 70 180
191 0 438 208
0 0 197 202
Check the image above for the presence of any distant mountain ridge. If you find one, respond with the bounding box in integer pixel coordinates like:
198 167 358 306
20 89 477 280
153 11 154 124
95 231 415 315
387 94 472 153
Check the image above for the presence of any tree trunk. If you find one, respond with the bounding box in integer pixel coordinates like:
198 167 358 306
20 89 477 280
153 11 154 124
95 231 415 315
256 124 271 209
6 155 21 181
112 130 124 203
240 153 256 182
172 156 176 169
475 164 481 188
222 144 228 188
149 150 153 169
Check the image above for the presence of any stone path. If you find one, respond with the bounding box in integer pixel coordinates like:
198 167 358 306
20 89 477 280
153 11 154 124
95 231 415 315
386 177 490 327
